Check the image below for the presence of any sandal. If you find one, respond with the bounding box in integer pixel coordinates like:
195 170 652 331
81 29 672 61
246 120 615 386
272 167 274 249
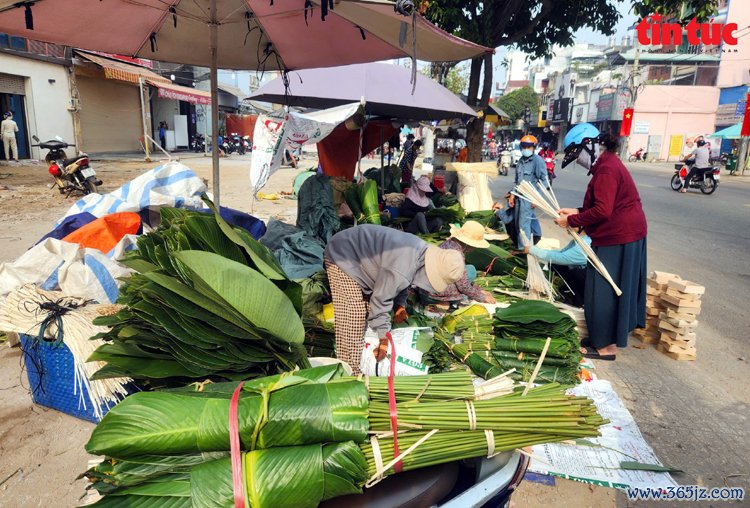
582 346 616 361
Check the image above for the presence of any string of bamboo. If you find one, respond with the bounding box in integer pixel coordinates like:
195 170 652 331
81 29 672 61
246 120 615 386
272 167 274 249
512 181 622 296
519 230 555 301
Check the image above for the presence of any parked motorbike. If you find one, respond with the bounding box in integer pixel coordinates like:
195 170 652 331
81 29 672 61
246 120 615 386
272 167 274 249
32 135 101 196
628 148 648 162
190 134 205 153
220 135 235 155
671 160 720 195
498 149 511 176
230 133 248 155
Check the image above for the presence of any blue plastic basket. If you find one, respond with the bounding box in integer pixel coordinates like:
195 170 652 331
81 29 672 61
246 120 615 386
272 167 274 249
20 334 118 423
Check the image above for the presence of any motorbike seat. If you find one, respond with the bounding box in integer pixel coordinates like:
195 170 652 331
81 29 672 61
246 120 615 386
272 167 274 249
321 462 458 508
39 140 69 150
63 155 87 167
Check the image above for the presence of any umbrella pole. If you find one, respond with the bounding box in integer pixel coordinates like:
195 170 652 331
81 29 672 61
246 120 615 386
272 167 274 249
380 125 385 197
209 0 220 207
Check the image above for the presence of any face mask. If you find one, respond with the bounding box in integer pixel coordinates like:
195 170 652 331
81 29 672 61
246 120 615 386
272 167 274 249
576 143 599 170
521 149 534 158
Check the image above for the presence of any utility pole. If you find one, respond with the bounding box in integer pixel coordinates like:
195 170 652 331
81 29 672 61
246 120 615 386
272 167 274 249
621 40 640 159
139 77 151 162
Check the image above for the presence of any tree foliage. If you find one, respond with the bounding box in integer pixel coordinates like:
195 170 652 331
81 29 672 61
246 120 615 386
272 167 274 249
444 66 468 96
494 87 539 122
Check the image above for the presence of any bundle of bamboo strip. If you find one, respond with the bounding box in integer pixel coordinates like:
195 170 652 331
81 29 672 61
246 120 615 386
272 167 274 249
519 230 555 301
512 181 622 296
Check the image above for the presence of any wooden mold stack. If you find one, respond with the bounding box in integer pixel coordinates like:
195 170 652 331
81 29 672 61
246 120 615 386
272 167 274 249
657 278 704 361
633 271 679 345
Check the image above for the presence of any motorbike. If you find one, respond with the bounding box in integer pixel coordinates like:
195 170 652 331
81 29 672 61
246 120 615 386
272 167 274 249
190 134 205 153
542 151 556 181
32 135 101 196
497 149 511 176
671 159 720 195
221 135 235 155
230 133 249 155
628 148 648 162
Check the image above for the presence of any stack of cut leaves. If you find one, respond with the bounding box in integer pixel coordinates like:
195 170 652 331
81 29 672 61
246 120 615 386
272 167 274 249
425 201 466 224
82 365 606 507
464 243 527 279
492 300 582 385
344 179 381 225
89 199 309 386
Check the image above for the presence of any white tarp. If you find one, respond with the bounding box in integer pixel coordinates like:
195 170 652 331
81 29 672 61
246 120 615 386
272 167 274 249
57 161 207 225
530 380 680 491
249 103 361 192
0 238 132 304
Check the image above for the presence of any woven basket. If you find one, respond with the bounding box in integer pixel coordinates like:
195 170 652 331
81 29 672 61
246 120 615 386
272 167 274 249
20 334 117 423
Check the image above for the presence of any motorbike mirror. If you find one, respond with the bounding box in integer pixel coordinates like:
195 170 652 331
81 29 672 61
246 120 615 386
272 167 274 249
32 135 40 142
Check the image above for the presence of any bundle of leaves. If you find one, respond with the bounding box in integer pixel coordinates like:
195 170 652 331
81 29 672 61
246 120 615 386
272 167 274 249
344 179 381 225
464 243 527 278
425 201 466 224
492 300 581 384
82 366 605 507
90 199 309 386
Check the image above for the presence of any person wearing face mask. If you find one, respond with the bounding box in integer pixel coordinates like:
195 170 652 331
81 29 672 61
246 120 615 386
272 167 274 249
512 134 549 249
555 123 647 361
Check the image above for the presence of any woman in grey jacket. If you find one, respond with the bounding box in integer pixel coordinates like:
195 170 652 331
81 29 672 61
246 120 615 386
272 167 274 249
324 225 464 373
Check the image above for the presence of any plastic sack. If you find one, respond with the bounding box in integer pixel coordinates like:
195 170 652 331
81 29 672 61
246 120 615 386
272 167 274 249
359 327 431 376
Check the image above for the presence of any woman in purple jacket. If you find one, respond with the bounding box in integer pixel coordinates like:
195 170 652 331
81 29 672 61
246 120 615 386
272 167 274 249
556 124 647 361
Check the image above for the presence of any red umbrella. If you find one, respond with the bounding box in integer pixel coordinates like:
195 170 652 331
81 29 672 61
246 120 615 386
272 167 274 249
0 0 491 204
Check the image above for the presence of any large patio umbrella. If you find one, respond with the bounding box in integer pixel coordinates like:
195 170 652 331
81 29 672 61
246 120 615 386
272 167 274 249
248 63 477 120
0 0 490 205
712 122 742 140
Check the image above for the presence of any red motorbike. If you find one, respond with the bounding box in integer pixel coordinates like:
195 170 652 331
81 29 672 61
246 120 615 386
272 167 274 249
539 148 556 180
628 148 647 162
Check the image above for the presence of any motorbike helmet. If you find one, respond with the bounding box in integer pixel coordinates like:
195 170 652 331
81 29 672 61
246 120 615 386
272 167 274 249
562 123 601 168
520 134 538 148
541 142 550 150
696 139 706 147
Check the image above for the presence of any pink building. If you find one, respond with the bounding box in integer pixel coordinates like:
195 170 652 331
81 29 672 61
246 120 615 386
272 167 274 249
717 0 750 88
631 85 719 161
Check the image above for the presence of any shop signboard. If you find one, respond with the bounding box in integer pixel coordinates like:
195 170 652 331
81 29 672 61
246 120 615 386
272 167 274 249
669 135 684 159
552 98 571 123
716 102 744 126
588 89 601 122
571 104 589 124
633 121 650 134
596 93 615 122
612 91 630 121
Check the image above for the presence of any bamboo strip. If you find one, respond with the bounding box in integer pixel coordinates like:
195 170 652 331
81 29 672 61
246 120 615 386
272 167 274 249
522 337 552 396
513 181 622 296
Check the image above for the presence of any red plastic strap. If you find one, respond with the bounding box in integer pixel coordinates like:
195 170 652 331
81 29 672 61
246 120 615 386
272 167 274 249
229 381 246 508
484 256 499 276
386 332 403 473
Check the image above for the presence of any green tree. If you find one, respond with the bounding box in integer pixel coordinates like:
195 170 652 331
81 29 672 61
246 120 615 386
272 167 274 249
495 86 539 123
423 0 720 161
444 66 468 95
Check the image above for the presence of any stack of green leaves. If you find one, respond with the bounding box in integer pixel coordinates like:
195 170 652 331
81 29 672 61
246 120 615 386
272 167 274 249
425 201 466 224
464 243 527 278
344 179 381 225
89 200 309 385
492 300 582 385
82 367 605 507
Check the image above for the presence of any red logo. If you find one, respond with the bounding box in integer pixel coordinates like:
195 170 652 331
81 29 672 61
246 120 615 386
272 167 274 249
636 14 738 46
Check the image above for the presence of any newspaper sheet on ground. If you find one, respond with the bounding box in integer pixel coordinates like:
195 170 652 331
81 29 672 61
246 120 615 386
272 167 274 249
530 379 680 491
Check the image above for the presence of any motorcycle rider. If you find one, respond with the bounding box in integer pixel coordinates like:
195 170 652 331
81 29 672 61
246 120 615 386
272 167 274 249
511 134 549 249
539 141 556 180
680 137 710 193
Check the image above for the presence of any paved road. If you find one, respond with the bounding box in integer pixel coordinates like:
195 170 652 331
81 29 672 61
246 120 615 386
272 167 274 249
491 161 750 502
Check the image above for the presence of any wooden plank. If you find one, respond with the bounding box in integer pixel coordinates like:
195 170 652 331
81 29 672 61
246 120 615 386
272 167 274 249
646 278 668 291
663 307 699 321
658 312 698 328
665 287 701 302
660 293 702 310
659 338 697 354
649 271 681 284
658 320 697 334
633 334 659 345
660 331 697 346
667 279 706 295
658 343 697 361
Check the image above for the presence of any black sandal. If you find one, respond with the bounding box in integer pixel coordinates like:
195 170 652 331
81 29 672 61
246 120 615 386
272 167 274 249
582 346 616 361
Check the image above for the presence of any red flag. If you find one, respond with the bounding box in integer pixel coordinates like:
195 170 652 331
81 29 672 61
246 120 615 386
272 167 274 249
741 94 750 137
620 108 635 136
